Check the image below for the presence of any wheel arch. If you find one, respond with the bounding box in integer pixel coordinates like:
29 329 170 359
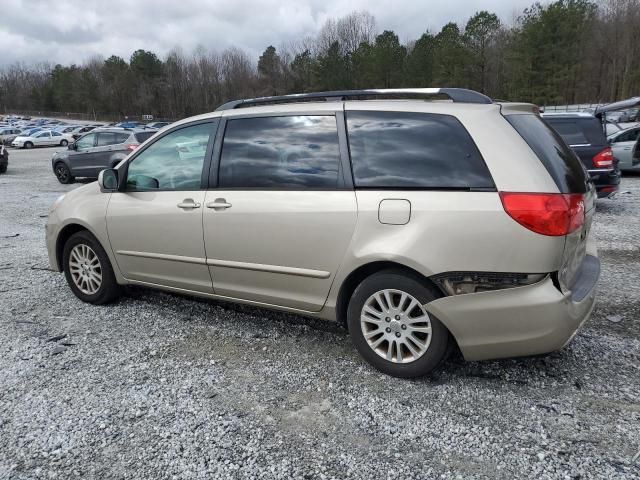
335 260 445 328
55 223 91 271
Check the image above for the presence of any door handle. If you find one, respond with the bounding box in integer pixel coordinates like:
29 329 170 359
623 147 632 150
177 199 201 209
206 198 232 210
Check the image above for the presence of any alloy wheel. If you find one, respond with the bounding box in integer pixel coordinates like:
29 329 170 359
69 244 102 295
360 289 432 364
55 164 69 182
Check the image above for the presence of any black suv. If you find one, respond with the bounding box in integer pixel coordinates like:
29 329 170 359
51 127 156 183
542 113 621 198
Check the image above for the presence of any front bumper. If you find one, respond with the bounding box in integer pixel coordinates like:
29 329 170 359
425 255 599 361
46 211 62 272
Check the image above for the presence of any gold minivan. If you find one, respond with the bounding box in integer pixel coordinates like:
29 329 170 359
46 89 599 377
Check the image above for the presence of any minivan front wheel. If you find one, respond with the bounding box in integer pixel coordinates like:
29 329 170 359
347 271 449 378
63 231 121 304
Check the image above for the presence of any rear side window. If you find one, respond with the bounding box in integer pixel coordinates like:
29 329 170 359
116 133 130 143
218 116 341 189
96 132 118 146
134 132 155 143
346 111 494 189
506 114 587 193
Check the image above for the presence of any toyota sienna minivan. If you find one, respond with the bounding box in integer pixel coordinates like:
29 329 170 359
46 88 599 378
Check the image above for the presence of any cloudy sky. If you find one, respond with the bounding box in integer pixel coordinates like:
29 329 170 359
1 0 543 66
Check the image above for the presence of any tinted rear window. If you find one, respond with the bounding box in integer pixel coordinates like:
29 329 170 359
346 111 494 189
506 114 587 193
543 117 606 146
134 132 155 143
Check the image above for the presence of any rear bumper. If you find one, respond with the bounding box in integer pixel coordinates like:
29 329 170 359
425 255 599 361
588 168 621 197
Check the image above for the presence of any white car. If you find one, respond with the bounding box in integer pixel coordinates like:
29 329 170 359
608 125 640 172
0 127 23 144
11 130 74 149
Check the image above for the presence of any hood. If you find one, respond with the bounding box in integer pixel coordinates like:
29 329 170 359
63 180 100 202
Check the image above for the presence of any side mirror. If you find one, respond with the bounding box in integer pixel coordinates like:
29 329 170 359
68 143 76 150
98 169 119 192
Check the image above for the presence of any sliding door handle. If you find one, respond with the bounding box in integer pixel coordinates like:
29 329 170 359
206 199 232 210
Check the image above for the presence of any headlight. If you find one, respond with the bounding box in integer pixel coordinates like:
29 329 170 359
49 194 66 213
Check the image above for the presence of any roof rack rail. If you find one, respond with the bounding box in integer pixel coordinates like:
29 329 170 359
215 88 492 111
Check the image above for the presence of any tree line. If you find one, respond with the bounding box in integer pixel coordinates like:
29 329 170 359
1 0 638 121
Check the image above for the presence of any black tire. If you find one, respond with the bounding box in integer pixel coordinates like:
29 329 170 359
24 141 33 149
0 164 6 174
54 162 74 184
347 270 450 378
60 139 68 146
62 231 121 304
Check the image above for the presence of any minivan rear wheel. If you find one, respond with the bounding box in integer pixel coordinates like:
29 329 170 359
347 271 449 378
63 231 121 304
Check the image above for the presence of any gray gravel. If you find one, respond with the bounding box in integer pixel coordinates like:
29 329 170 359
0 146 639 480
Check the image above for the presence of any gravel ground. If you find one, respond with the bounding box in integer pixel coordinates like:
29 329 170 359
0 146 638 480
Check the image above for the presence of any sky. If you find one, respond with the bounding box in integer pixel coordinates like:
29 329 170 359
0 0 543 67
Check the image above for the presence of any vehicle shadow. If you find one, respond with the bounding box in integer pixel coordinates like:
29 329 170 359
123 284 587 386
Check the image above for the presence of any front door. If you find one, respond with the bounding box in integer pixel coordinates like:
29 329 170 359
34 131 52 146
68 133 98 176
611 128 640 169
203 114 357 311
106 121 218 293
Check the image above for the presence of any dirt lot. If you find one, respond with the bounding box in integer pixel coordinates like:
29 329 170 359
0 146 639 479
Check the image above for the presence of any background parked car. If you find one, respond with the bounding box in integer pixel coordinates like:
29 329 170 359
70 125 98 140
0 144 8 173
608 125 640 172
542 112 621 197
147 121 171 129
53 125 81 135
51 127 157 183
0 127 23 145
11 130 74 149
115 121 145 128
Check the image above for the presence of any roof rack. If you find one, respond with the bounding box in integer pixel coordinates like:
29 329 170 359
215 88 492 111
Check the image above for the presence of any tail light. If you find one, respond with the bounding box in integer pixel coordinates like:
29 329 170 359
433 271 547 296
593 147 613 168
126 144 138 152
499 192 585 236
